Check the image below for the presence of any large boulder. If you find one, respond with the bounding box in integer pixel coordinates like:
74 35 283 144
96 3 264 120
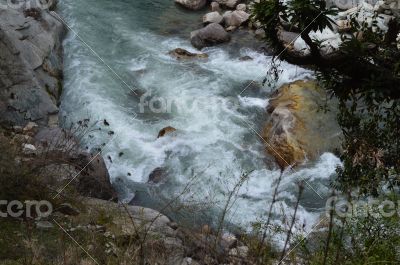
175 0 207 10
190 23 231 49
262 80 341 169
0 5 65 127
203 11 223 24
223 10 250 27
34 127 118 201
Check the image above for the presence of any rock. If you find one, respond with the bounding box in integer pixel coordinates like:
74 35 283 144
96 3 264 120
262 80 341 169
85 198 177 238
175 0 207 10
157 126 177 138
217 0 241 9
190 23 231 49
229 246 249 258
336 19 352 33
36 221 54 229
223 10 250 27
327 0 358 10
239 55 253 61
181 257 200 265
12 125 23 133
210 1 221 12
55 203 80 216
236 3 246 11
0 7 65 127
221 233 238 249
148 167 167 183
169 48 208 60
226 25 237 31
277 29 299 51
33 127 118 201
203 11 223 24
255 28 266 39
23 122 39 134
22 143 37 154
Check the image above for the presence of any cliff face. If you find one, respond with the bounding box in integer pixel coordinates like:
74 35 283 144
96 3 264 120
0 1 65 127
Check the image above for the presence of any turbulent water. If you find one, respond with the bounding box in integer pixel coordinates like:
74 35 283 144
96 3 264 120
59 0 341 235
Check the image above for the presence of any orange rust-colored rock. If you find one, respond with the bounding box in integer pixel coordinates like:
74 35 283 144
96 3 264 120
262 80 341 169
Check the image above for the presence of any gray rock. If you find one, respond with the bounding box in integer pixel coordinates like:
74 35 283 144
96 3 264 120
36 220 54 229
217 0 241 9
175 0 207 10
210 1 221 12
0 5 65 127
22 143 37 154
255 28 266 39
181 257 200 265
190 23 231 49
236 3 246 11
203 11 223 24
327 0 359 10
223 10 250 27
33 127 118 201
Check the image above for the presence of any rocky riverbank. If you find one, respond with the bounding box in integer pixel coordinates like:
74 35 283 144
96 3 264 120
0 2 253 264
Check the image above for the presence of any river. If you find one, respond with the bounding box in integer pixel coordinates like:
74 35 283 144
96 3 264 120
59 0 341 237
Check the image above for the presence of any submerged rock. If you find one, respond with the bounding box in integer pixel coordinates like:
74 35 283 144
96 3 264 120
169 48 208 60
190 23 231 49
175 0 207 10
262 80 341 169
148 167 167 184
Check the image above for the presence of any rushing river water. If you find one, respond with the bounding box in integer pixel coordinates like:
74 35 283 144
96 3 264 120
59 0 341 235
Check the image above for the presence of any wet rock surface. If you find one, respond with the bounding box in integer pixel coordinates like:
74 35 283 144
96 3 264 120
262 80 342 169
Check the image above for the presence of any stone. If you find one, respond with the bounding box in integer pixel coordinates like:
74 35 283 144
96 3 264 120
0 7 65 127
255 28 266 39
226 25 237 31
221 233 238 249
175 0 207 10
23 122 39 133
327 0 359 10
157 126 177 138
22 143 37 154
229 246 249 258
239 55 253 61
190 23 231 49
36 220 54 229
55 203 80 216
210 1 221 12
262 80 341 169
181 257 200 265
217 0 241 9
203 11 223 24
169 48 208 60
148 167 167 183
336 19 352 32
33 127 118 201
236 3 246 11
223 10 250 27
